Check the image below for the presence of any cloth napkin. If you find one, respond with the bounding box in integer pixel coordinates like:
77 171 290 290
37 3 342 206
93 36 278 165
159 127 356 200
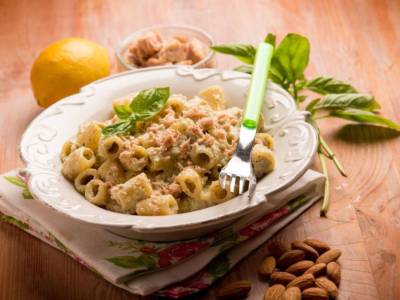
0 169 324 298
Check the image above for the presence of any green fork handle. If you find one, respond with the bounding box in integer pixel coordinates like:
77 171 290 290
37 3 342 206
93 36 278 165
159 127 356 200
242 42 274 128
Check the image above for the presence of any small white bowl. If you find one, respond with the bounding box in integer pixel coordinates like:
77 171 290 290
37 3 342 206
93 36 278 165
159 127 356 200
116 24 215 71
20 66 317 241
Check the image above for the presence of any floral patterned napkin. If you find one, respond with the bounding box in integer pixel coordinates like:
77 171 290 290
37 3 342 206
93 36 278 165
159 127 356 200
0 169 324 298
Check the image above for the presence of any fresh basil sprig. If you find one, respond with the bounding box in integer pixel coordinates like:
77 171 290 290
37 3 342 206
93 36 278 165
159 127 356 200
306 76 358 95
210 44 256 64
310 93 381 113
102 87 170 136
212 33 400 215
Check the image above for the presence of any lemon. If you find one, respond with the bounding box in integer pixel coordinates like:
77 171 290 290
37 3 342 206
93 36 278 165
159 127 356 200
31 38 111 108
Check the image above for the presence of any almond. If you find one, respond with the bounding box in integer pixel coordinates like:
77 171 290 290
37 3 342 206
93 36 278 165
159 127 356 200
284 286 301 300
304 239 330 254
316 276 339 298
216 280 251 300
302 287 328 300
277 250 305 268
316 249 342 264
304 263 326 277
259 256 276 277
292 240 319 260
287 273 315 290
264 284 285 300
270 272 297 285
326 262 341 285
268 239 290 259
286 260 315 275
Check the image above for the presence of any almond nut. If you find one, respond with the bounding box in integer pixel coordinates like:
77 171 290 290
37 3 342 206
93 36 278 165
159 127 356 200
304 239 330 254
268 239 290 259
304 263 326 277
316 249 342 264
286 260 315 275
284 286 301 300
326 262 341 285
264 284 285 300
287 273 315 290
216 280 251 300
277 250 305 268
302 287 328 300
292 240 319 260
259 256 276 277
316 276 339 298
270 272 297 285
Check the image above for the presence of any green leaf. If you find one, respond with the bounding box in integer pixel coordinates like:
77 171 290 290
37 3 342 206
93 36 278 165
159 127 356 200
114 104 132 119
129 87 170 120
206 254 230 279
4 176 26 188
306 76 358 95
330 109 400 131
106 255 156 269
306 98 321 112
264 33 276 47
211 44 256 64
102 118 135 136
271 33 310 83
22 189 33 199
1 215 29 230
313 93 380 111
297 95 307 102
234 65 253 74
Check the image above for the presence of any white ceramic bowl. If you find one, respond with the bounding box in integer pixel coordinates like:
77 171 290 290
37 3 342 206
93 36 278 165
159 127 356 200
20 67 317 241
116 24 215 71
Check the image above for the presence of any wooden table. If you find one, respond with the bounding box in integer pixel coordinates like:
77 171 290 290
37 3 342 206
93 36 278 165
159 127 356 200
1 0 399 299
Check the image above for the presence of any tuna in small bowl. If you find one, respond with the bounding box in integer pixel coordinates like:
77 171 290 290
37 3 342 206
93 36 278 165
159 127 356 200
116 24 215 71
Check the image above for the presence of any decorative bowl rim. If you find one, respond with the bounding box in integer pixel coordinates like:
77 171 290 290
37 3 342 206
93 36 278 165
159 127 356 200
19 66 318 231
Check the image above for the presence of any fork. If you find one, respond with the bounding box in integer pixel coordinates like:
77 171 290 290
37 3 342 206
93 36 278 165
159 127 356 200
219 42 273 197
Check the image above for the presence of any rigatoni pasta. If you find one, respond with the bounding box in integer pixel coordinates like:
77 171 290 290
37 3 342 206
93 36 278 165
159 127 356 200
60 86 275 215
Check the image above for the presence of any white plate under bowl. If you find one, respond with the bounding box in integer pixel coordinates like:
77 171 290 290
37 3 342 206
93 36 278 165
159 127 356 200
20 66 317 241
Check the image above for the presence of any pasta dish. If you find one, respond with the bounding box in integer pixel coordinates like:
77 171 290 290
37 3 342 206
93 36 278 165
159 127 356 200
60 86 275 216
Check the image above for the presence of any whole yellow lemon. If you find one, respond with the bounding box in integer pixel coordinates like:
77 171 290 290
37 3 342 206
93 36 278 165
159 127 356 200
31 38 111 108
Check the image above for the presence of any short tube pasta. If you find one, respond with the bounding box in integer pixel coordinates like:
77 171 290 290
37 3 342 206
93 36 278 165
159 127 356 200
136 195 178 216
110 173 152 213
76 122 102 150
176 167 203 199
119 145 148 172
60 141 80 162
98 159 125 185
199 85 225 110
62 147 96 180
190 144 218 170
84 179 108 205
255 132 274 149
251 144 275 178
74 168 99 193
98 136 124 160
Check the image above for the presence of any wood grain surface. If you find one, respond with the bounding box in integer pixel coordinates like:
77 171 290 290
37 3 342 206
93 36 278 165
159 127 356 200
0 0 399 299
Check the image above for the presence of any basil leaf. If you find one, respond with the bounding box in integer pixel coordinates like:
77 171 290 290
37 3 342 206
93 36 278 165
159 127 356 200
313 93 380 111
211 44 256 64
306 76 358 95
306 98 321 112
130 87 170 120
330 109 400 131
272 33 310 83
234 65 253 74
102 117 136 136
114 104 132 119
264 33 276 47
